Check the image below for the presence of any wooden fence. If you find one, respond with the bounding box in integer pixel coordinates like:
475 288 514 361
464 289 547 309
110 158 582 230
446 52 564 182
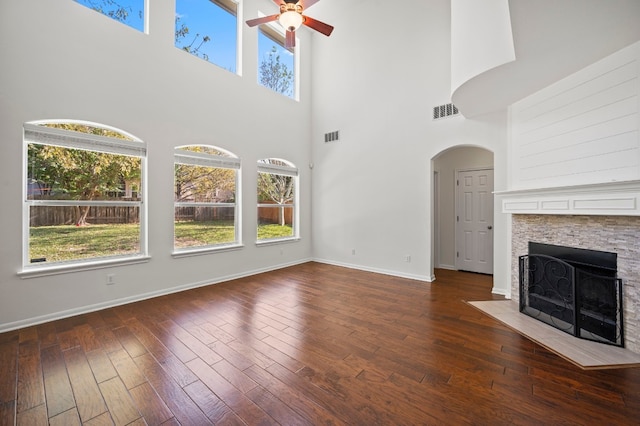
174 206 235 222
30 205 291 226
30 206 139 226
258 204 293 225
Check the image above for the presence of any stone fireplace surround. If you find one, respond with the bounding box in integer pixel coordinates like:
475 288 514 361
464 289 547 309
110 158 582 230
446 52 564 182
499 180 640 355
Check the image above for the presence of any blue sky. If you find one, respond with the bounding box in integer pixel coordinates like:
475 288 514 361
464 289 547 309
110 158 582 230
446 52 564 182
175 0 237 72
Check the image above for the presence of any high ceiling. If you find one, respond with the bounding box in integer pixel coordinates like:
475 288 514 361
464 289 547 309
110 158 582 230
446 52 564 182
310 0 640 117
452 0 640 116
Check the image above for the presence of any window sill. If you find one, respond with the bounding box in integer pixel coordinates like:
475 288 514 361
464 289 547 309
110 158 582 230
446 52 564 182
18 255 151 279
255 237 301 247
172 243 244 258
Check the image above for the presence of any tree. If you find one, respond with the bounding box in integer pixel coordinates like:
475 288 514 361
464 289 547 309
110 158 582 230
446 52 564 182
28 124 141 226
78 0 142 26
175 16 212 62
80 0 213 61
174 147 235 203
258 159 294 226
259 46 294 97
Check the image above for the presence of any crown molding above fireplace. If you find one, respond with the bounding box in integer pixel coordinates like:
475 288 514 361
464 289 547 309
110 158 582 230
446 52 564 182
496 180 640 216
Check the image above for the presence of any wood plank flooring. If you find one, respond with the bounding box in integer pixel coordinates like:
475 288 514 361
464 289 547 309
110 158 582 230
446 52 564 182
1 263 639 425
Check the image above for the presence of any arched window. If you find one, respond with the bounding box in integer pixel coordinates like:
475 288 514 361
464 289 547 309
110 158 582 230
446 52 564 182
257 158 298 242
174 145 241 252
23 120 147 271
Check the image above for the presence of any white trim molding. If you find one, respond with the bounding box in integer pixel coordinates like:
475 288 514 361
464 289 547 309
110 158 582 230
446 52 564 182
496 180 640 216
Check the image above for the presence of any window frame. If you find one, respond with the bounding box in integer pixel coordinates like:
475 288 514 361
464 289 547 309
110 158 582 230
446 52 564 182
173 145 242 256
21 121 149 277
256 159 299 245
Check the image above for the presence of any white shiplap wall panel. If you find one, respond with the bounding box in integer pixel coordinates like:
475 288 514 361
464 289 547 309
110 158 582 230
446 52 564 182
510 42 640 190
518 114 637 158
521 132 638 170
515 61 638 128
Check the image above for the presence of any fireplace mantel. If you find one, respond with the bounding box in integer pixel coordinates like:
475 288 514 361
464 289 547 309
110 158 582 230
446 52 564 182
496 180 640 216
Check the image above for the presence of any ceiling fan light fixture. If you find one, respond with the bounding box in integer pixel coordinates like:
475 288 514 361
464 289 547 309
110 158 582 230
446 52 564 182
279 11 303 31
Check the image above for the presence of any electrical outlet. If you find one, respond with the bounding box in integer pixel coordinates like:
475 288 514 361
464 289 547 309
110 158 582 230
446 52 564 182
404 255 411 263
351 248 356 255
106 274 116 285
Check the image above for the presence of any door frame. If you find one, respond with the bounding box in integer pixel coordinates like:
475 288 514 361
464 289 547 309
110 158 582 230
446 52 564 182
433 170 440 268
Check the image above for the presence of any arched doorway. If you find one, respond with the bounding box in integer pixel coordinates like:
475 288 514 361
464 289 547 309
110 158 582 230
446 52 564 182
432 145 494 275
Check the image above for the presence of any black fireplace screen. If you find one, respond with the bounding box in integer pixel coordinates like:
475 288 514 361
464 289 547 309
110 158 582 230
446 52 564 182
519 253 624 347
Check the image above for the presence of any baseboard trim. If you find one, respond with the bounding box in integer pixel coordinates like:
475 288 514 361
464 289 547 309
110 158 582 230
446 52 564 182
491 287 511 298
313 258 433 282
0 258 312 334
436 264 456 271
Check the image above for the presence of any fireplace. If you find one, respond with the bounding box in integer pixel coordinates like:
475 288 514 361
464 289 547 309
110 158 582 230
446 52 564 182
519 242 624 347
507 214 640 354
499 181 640 354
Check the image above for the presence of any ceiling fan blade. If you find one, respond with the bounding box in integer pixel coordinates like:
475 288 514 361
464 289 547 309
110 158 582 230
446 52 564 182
285 29 296 49
299 0 320 9
246 14 279 27
302 15 334 37
271 0 285 7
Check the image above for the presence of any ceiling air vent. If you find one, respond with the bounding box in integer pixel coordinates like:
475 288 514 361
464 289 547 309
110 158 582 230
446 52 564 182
324 130 340 143
433 103 459 120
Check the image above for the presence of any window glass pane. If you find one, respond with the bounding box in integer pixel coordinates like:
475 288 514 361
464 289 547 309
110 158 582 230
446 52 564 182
174 206 236 248
174 164 235 203
175 0 237 72
174 145 239 250
257 206 294 240
257 164 296 241
29 206 140 263
28 144 142 201
178 145 232 157
74 0 145 32
258 28 295 98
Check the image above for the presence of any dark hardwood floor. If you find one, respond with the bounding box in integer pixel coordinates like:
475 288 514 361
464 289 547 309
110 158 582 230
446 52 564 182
1 262 639 425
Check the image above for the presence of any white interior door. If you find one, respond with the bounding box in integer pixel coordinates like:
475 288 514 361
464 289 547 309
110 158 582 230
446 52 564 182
455 169 494 274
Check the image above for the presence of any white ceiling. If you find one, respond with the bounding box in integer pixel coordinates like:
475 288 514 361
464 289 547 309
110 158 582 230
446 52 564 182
452 0 640 116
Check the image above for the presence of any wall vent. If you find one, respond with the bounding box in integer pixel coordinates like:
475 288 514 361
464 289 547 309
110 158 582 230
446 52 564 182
433 103 459 120
324 130 340 143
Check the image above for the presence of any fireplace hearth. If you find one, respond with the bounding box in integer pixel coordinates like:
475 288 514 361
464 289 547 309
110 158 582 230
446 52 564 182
519 242 624 347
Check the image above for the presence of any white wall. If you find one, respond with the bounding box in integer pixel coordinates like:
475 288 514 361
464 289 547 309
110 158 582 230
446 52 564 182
0 0 314 330
433 146 494 270
309 0 510 289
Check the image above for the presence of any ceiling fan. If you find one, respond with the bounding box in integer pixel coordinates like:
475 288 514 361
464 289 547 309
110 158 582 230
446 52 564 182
246 0 334 49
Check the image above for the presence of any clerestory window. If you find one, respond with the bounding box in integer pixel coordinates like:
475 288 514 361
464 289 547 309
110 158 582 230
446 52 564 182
257 158 298 242
23 121 147 272
258 24 297 99
174 145 241 253
74 0 146 32
175 0 239 73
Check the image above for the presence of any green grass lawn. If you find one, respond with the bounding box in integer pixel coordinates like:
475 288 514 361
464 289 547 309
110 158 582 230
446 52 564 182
29 223 141 263
257 223 294 240
29 221 293 263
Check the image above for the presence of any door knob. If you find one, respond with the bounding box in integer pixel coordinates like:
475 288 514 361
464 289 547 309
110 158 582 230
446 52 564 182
487 226 493 230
